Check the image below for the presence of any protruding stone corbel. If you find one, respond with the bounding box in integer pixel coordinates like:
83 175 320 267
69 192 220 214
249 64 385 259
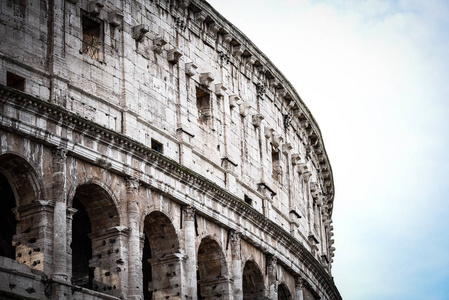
95 157 112 169
229 95 240 108
252 114 264 127
277 88 287 98
200 72 214 88
195 11 207 23
264 126 274 139
292 109 302 118
282 143 293 154
239 101 251 117
151 36 167 54
302 171 312 182
269 78 279 88
209 22 220 36
245 55 256 66
88 0 104 16
233 45 244 57
300 119 309 128
222 33 232 44
132 24 149 41
178 0 190 9
271 133 283 149
185 62 197 77
298 163 309 175
221 156 238 172
291 153 301 165
167 48 182 64
257 182 276 199
107 10 123 27
215 83 227 96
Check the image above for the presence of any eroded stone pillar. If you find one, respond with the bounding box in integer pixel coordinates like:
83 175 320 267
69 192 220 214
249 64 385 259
51 147 69 299
126 178 142 300
230 230 243 300
51 147 68 279
295 277 304 300
183 206 197 299
267 255 277 300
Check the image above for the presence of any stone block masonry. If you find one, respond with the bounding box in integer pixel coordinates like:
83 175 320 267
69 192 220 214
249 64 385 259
0 0 340 299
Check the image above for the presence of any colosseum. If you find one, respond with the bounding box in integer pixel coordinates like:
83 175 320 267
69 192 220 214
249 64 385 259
0 0 340 299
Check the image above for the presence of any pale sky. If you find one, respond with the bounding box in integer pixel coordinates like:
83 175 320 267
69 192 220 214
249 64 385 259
207 1 449 299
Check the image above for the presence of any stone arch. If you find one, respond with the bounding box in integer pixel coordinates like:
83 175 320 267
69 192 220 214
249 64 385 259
278 282 293 300
143 210 182 299
0 153 45 268
0 153 44 206
197 236 230 299
70 182 121 294
242 259 266 300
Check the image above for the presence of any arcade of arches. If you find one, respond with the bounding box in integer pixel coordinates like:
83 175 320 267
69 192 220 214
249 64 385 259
0 149 319 299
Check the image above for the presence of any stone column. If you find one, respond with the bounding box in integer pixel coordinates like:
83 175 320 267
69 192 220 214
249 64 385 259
267 255 277 300
126 177 142 299
51 147 69 300
230 231 242 300
295 277 304 300
183 206 197 299
51 147 68 280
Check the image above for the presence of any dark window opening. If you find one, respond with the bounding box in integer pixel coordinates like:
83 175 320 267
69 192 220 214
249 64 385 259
71 196 94 289
0 172 17 259
7 72 25 91
82 14 102 60
244 195 252 206
142 234 153 300
272 150 282 182
196 87 211 125
151 139 163 153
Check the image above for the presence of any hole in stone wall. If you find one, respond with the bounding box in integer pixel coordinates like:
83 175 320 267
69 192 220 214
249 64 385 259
7 72 25 91
82 13 102 60
151 139 163 153
196 87 211 125
71 196 93 289
0 172 17 259
272 149 282 182
244 195 252 206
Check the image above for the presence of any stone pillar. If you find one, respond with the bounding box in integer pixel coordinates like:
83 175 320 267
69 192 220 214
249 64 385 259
230 231 242 300
126 178 142 299
267 255 277 300
51 147 69 299
295 277 304 300
51 148 68 279
183 206 197 299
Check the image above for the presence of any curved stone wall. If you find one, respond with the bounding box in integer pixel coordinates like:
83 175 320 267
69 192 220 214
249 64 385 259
0 0 340 299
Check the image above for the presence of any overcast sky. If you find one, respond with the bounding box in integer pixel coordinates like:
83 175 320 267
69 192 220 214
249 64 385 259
207 1 449 299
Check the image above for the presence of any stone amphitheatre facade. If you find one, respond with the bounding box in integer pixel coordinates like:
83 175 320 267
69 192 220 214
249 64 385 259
0 0 341 299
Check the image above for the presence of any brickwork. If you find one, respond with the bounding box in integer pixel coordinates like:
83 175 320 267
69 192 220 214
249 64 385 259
0 0 339 299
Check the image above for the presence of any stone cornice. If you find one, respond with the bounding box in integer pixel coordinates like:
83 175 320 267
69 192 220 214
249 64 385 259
0 85 341 300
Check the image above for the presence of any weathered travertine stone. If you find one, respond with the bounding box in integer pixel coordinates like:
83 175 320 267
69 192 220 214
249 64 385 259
0 0 340 299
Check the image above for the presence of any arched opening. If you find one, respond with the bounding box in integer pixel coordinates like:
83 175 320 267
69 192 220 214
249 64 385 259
197 237 230 299
143 211 181 298
242 260 265 300
278 282 292 300
142 234 152 300
0 153 43 270
71 196 93 288
0 172 17 259
70 183 120 292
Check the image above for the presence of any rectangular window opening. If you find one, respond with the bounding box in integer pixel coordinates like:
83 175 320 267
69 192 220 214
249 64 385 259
244 195 252 206
151 139 163 153
82 14 102 60
272 149 282 182
196 87 211 125
7 72 25 91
